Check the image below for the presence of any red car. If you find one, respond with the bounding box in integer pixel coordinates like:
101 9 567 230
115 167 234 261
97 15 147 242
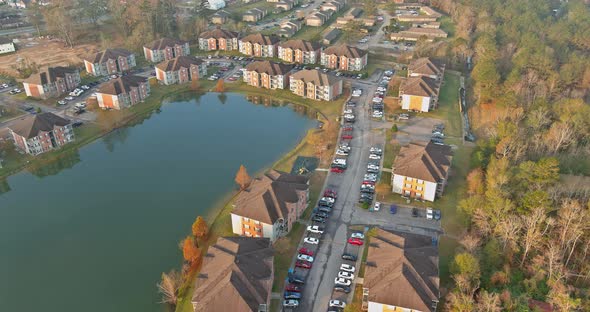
348 238 364 246
299 247 314 256
285 284 302 292
324 190 337 198
341 133 353 139
342 126 353 131
331 167 345 173
295 260 312 269
362 181 375 186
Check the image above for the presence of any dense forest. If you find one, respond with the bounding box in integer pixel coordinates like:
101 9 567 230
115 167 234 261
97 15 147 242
425 0 590 310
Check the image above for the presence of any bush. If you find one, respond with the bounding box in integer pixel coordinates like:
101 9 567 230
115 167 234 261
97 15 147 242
361 202 370 209
391 124 398 132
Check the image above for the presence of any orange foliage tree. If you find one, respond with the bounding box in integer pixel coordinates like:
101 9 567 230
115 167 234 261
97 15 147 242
191 216 209 245
181 236 200 263
235 165 252 190
215 79 225 92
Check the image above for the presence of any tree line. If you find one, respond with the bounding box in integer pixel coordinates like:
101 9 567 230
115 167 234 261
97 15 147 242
424 0 590 310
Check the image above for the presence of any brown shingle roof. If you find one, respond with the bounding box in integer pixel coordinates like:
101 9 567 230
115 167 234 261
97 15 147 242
420 6 442 17
408 57 444 77
0 37 13 45
90 48 134 64
290 69 341 86
155 55 203 72
24 67 77 85
399 76 439 97
245 61 293 76
323 44 367 58
364 229 439 312
393 142 452 183
98 75 147 96
144 38 187 50
404 27 448 37
200 28 239 39
240 33 280 45
191 237 273 312
278 39 320 52
232 170 308 225
9 112 70 139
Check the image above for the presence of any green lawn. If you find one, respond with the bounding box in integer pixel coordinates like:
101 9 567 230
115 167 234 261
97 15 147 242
422 72 462 138
439 16 456 38
293 6 349 41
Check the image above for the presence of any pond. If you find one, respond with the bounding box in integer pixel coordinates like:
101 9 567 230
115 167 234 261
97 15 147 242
0 92 316 312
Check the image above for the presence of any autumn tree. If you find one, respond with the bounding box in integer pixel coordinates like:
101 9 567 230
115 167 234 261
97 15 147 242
157 269 182 306
466 168 485 195
43 0 78 48
235 165 252 190
215 79 225 92
181 236 200 263
191 216 209 244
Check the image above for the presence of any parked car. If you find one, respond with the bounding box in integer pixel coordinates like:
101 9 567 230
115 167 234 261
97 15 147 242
369 154 381 160
304 237 319 245
412 208 419 217
284 291 302 300
329 299 346 308
390 204 397 214
334 277 352 286
295 260 312 269
299 248 314 256
72 121 83 128
288 275 305 284
338 271 354 280
64 96 74 101
334 285 351 293
307 225 324 234
434 209 441 220
318 206 332 213
312 215 326 223
283 299 299 307
331 167 345 173
340 263 355 273
285 284 302 292
350 232 364 240
314 212 329 218
348 238 363 246
426 208 434 220
373 202 381 211
297 254 314 262
342 253 357 261
324 189 337 198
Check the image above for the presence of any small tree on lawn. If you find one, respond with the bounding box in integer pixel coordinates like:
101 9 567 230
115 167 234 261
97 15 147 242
215 79 225 92
191 216 209 245
392 124 398 132
157 269 182 306
235 164 252 190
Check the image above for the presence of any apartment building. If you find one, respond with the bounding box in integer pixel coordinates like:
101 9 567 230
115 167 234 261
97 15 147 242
321 44 368 71
96 75 150 110
23 66 80 99
84 48 136 76
289 69 343 101
198 28 240 51
243 60 294 89
143 38 190 63
239 33 280 57
155 56 207 85
8 112 74 156
277 39 321 64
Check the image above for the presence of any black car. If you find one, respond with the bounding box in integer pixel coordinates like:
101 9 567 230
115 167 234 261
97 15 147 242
314 212 329 218
318 207 332 213
288 276 305 284
360 193 374 200
72 121 83 128
318 200 334 207
342 253 357 261
360 188 375 194
334 285 351 293
412 208 419 217
312 216 326 223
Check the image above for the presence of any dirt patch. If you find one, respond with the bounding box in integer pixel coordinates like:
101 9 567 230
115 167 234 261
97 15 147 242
0 38 99 78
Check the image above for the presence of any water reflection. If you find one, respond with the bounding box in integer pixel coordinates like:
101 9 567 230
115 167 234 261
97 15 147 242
103 127 131 153
27 148 82 178
245 94 319 120
0 178 10 194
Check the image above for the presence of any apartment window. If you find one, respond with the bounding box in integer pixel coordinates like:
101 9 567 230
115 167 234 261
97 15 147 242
417 179 423 184
405 184 412 188
243 217 250 222
416 186 423 191
256 228 262 232
244 224 250 229
245 231 251 237
254 221 260 225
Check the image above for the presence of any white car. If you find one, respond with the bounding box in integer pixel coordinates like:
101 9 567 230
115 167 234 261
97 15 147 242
304 237 319 245
75 102 86 109
329 300 346 308
338 271 355 280
372 112 383 118
333 158 347 165
370 147 382 154
64 96 74 101
369 154 381 160
373 202 381 211
334 277 352 286
344 109 353 114
80 85 90 90
351 232 365 240
399 114 409 120
344 113 355 119
426 208 433 220
336 149 349 156
367 165 379 170
307 225 324 234
297 254 314 262
57 100 66 105
283 299 299 307
321 197 335 203
340 263 355 273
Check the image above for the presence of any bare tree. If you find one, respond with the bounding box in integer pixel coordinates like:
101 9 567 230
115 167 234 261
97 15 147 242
460 231 482 253
476 290 502 312
157 270 182 305
545 121 575 154
494 215 522 251
519 207 547 267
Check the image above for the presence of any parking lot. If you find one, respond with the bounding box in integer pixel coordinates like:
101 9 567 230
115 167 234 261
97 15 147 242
395 116 448 145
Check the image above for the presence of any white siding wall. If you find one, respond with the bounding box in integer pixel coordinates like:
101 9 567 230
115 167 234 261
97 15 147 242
230 213 242 236
264 222 276 241
423 181 437 202
392 174 405 194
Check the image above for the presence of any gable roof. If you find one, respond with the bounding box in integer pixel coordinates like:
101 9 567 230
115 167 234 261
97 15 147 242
9 112 70 139
200 28 239 40
290 69 341 86
408 57 444 77
245 61 293 76
278 39 320 52
239 33 280 45
393 141 452 183
89 48 134 64
232 170 308 225
404 27 448 37
24 67 78 85
191 237 273 312
155 55 203 72
0 37 13 45
323 28 341 41
322 44 367 58
98 75 147 96
399 76 439 97
144 38 187 50
212 9 231 18
364 229 439 312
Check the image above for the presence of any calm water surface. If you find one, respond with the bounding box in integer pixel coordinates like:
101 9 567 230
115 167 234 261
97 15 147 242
0 92 315 312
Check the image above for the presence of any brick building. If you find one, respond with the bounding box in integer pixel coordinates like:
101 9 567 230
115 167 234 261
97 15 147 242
96 75 150 110
84 48 136 76
23 67 81 99
155 56 207 85
9 112 74 156
143 38 190 63
198 28 240 51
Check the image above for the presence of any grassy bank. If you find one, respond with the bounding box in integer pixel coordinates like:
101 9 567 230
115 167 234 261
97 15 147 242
422 72 462 138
